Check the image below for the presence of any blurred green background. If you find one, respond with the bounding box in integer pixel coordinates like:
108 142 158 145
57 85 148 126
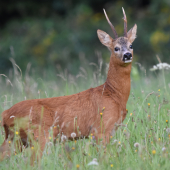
0 0 170 75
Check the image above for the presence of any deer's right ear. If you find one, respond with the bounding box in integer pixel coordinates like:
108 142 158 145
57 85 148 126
97 29 113 48
127 24 137 43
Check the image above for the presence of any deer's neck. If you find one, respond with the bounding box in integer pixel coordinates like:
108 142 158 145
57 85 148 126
105 54 132 106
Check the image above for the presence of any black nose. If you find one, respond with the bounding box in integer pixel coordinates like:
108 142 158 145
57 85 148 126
123 52 132 61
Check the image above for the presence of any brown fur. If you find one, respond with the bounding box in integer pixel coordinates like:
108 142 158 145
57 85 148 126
0 9 137 163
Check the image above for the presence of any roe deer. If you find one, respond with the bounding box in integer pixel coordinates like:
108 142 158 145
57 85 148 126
0 7 137 162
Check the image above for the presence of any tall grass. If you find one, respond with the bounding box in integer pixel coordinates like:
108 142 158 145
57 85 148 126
0 59 170 170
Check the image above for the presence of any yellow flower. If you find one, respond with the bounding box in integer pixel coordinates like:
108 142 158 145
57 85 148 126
158 95 160 97
135 150 137 152
91 133 93 136
54 126 57 129
76 164 80 168
118 141 121 144
75 140 77 143
110 164 113 167
130 113 132 116
31 147 34 150
103 107 105 109
159 138 161 141
91 137 92 139
158 89 160 92
152 150 156 155
72 147 75 150
100 112 103 116
151 141 153 144
8 141 11 144
110 136 112 138
166 120 168 123
15 131 19 135
88 153 90 156
148 103 150 106
126 109 128 112
49 137 52 140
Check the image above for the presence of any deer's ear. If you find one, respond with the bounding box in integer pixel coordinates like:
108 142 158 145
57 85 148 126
127 24 137 43
97 29 113 48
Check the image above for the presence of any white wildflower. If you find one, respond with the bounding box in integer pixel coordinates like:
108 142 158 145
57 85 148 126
166 128 170 133
134 142 140 148
150 63 170 71
10 116 15 118
61 134 67 142
71 132 76 138
162 147 166 152
88 158 99 166
113 139 118 144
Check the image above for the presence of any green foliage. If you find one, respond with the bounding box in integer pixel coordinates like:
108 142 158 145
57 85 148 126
0 0 170 74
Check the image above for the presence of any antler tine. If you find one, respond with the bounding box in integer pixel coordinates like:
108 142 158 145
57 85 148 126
103 9 118 39
122 7 127 37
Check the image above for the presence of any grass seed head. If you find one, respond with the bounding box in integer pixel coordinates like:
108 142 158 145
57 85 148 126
71 132 76 138
134 143 140 148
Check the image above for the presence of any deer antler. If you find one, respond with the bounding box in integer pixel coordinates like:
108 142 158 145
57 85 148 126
103 9 118 39
122 7 127 37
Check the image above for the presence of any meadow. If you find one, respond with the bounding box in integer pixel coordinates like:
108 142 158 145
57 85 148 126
0 58 170 170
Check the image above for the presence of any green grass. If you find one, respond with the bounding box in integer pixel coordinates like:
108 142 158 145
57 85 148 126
0 62 170 170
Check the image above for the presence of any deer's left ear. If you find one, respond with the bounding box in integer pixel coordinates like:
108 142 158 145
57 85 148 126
127 24 137 43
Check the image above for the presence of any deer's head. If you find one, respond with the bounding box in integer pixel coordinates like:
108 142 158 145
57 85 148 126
97 8 137 66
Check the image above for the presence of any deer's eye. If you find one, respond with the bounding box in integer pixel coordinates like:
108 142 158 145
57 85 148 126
129 45 132 49
114 47 120 51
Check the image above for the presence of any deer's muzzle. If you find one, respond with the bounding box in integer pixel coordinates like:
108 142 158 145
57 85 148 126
123 52 132 63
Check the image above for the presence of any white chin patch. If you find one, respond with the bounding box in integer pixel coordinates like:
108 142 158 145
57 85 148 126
124 60 132 63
